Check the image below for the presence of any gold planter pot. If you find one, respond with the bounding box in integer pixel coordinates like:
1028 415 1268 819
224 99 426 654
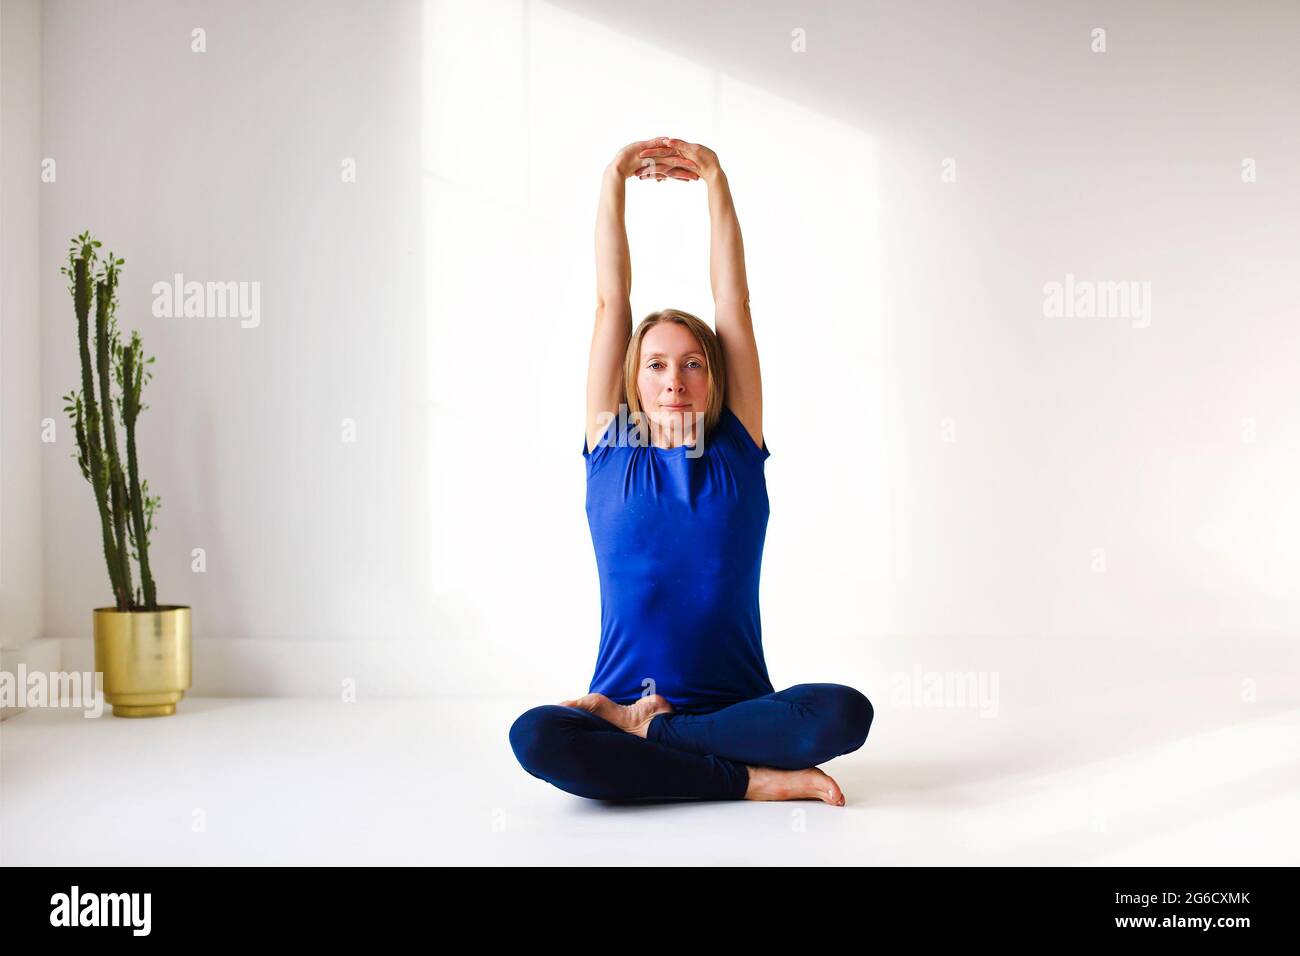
93 605 192 717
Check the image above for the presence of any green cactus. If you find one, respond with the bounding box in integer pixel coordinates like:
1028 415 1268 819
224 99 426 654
60 230 162 611
94 256 134 606
121 330 159 608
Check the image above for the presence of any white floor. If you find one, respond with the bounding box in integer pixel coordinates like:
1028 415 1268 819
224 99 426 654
3 681 1299 865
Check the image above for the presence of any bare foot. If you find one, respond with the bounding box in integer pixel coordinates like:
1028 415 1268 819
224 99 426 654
558 692 674 737
743 765 846 806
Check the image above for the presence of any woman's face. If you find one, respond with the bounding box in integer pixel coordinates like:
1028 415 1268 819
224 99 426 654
636 322 710 438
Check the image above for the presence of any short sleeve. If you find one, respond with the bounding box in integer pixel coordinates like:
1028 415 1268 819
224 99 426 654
721 405 771 462
582 414 620 475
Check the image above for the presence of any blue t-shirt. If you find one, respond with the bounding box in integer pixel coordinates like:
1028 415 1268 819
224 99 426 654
582 404 777 712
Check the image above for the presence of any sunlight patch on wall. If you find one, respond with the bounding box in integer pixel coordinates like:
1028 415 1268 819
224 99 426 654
421 0 891 649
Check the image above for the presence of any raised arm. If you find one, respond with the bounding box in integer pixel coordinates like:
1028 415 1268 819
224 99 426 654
587 158 635 452
587 139 700 452
640 138 763 448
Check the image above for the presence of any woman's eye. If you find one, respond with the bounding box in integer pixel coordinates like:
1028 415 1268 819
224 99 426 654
647 360 702 370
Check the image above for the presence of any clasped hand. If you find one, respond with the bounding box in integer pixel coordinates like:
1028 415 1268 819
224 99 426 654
610 136 721 183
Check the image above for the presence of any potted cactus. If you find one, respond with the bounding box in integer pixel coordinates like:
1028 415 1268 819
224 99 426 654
61 230 191 717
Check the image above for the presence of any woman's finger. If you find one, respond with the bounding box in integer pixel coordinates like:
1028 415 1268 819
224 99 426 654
637 168 699 182
637 145 692 158
635 149 691 164
666 138 713 165
636 155 699 173
637 150 700 169
663 137 720 176
636 137 674 155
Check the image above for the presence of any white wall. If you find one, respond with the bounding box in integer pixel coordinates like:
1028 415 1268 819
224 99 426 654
40 0 430 653
23 0 1300 699
541 0 1300 646
426 0 1300 703
1 0 43 652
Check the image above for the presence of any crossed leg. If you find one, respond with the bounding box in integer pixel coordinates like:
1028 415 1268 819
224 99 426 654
508 683 873 802
509 704 750 800
648 683 873 770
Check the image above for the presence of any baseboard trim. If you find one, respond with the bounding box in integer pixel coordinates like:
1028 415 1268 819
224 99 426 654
52 636 485 698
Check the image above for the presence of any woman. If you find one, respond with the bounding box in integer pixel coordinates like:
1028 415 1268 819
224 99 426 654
509 137 874 804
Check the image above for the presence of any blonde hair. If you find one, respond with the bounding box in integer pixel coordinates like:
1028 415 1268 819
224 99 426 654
623 308 726 438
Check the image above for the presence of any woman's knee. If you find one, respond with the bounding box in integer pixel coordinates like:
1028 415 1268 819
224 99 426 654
509 704 575 776
509 705 618 800
807 684 874 758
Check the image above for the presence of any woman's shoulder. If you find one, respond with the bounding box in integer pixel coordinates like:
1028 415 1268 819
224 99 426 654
583 413 625 483
717 404 770 461
583 412 622 457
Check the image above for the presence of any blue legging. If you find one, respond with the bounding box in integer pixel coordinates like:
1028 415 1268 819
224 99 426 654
509 683 873 802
